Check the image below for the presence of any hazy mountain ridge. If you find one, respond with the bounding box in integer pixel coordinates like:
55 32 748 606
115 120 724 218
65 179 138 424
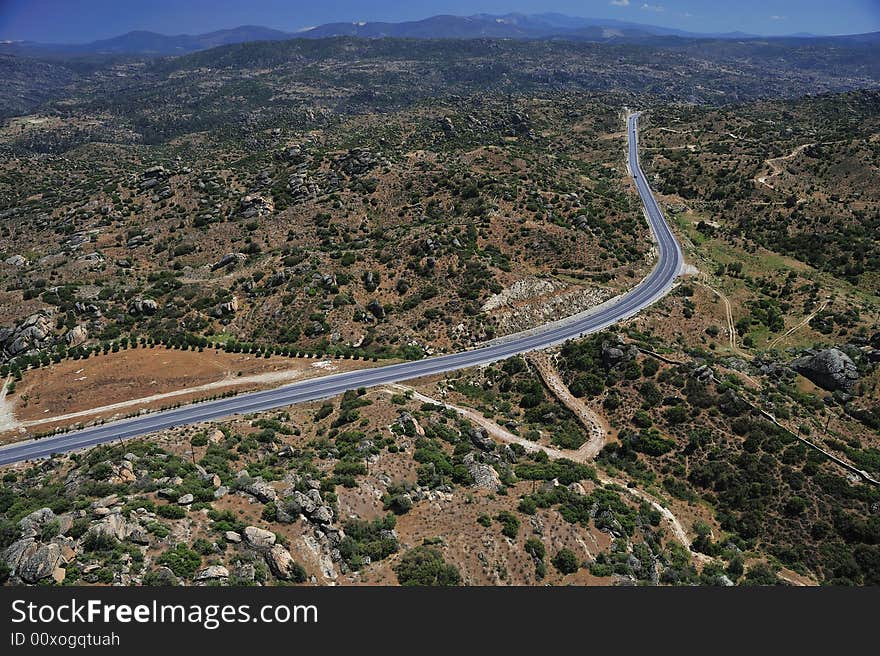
3 13 878 57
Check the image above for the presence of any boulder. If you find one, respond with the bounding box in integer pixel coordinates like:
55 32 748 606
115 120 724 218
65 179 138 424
211 252 247 271
243 526 276 549
177 494 194 505
4 254 27 267
463 453 501 492
194 565 229 582
64 325 88 347
3 539 63 583
18 508 56 539
264 544 299 580
791 348 859 393
469 428 495 452
311 505 334 525
216 296 238 316
128 298 158 315
601 335 639 369
366 299 385 319
239 477 277 503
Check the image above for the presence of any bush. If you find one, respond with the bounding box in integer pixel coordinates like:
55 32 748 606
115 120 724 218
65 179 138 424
525 537 545 560
157 504 186 519
552 548 580 575
495 511 520 539
158 544 202 579
394 546 461 586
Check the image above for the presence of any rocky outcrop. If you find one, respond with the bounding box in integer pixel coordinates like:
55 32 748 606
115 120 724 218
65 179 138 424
463 453 501 492
211 252 247 271
469 427 495 452
238 476 277 503
281 489 334 526
0 312 54 359
335 148 384 177
602 335 639 369
791 348 859 393
3 539 63 584
128 298 158 315
243 526 276 549
213 296 238 317
194 565 229 582
481 277 563 313
366 299 385 319
265 544 298 580
4 254 27 267
239 194 274 219
64 324 88 347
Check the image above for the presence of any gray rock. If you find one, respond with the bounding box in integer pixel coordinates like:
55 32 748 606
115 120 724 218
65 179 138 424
4 254 27 267
211 252 247 271
239 477 277 503
194 565 229 582
18 508 56 539
366 299 385 319
791 348 859 393
311 505 334 524
224 531 242 543
64 324 88 347
243 526 276 549
265 544 299 580
128 298 158 315
177 494 194 505
4 539 63 583
469 427 495 452
463 453 501 491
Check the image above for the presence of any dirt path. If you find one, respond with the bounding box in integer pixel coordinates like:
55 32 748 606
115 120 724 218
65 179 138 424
755 142 813 190
695 280 751 360
768 300 828 349
390 384 700 557
526 352 609 459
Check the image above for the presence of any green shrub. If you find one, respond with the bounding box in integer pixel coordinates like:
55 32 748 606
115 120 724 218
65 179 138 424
394 546 461 586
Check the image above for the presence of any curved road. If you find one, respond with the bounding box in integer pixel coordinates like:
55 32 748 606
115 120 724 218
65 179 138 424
0 112 682 466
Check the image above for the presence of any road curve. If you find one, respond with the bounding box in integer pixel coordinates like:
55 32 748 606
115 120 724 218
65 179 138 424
0 112 682 466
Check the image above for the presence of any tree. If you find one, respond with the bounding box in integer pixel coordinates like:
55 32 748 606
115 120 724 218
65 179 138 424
525 537 545 561
552 548 580 575
394 546 461 586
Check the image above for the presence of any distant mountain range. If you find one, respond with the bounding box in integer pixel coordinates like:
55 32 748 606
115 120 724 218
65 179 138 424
2 13 878 58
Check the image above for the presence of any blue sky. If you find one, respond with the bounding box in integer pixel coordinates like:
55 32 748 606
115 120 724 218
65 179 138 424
1 0 878 42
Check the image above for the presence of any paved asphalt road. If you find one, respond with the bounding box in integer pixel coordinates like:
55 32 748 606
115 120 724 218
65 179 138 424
0 112 683 466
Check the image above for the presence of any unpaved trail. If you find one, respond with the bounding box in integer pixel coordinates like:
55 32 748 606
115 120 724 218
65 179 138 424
755 142 813 189
768 300 828 349
390 384 700 556
526 352 609 459
695 280 751 360
16 361 345 429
